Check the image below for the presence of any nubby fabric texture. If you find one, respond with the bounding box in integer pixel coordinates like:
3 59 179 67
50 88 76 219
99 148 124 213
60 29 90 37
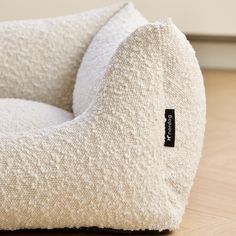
0 99 73 133
0 18 205 231
0 3 126 111
73 3 148 116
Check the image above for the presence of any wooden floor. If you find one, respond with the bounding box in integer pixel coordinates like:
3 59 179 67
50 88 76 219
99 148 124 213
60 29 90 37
172 70 236 236
1 70 236 236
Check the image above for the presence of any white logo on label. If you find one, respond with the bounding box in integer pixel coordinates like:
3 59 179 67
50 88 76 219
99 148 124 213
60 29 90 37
167 114 173 141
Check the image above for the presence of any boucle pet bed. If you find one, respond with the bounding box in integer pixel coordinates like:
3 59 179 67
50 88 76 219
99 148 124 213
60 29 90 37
0 2 206 232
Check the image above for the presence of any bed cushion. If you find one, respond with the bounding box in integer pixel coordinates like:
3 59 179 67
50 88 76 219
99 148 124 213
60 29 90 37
0 99 73 133
73 2 147 116
0 2 126 111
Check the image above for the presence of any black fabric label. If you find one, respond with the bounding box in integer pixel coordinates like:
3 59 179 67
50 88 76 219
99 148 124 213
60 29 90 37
164 109 175 147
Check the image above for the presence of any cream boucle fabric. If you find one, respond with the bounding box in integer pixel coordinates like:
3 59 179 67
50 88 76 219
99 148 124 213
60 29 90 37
0 99 73 133
0 20 205 231
73 3 147 116
0 2 126 111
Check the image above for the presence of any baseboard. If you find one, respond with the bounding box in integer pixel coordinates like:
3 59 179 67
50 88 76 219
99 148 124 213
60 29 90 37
187 34 236 70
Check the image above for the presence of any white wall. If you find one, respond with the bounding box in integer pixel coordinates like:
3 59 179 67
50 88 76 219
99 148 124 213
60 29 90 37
0 0 236 36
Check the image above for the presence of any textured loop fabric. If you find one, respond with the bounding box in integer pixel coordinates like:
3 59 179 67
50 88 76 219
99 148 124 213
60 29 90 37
0 2 126 111
0 20 205 231
73 2 148 116
0 99 73 133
